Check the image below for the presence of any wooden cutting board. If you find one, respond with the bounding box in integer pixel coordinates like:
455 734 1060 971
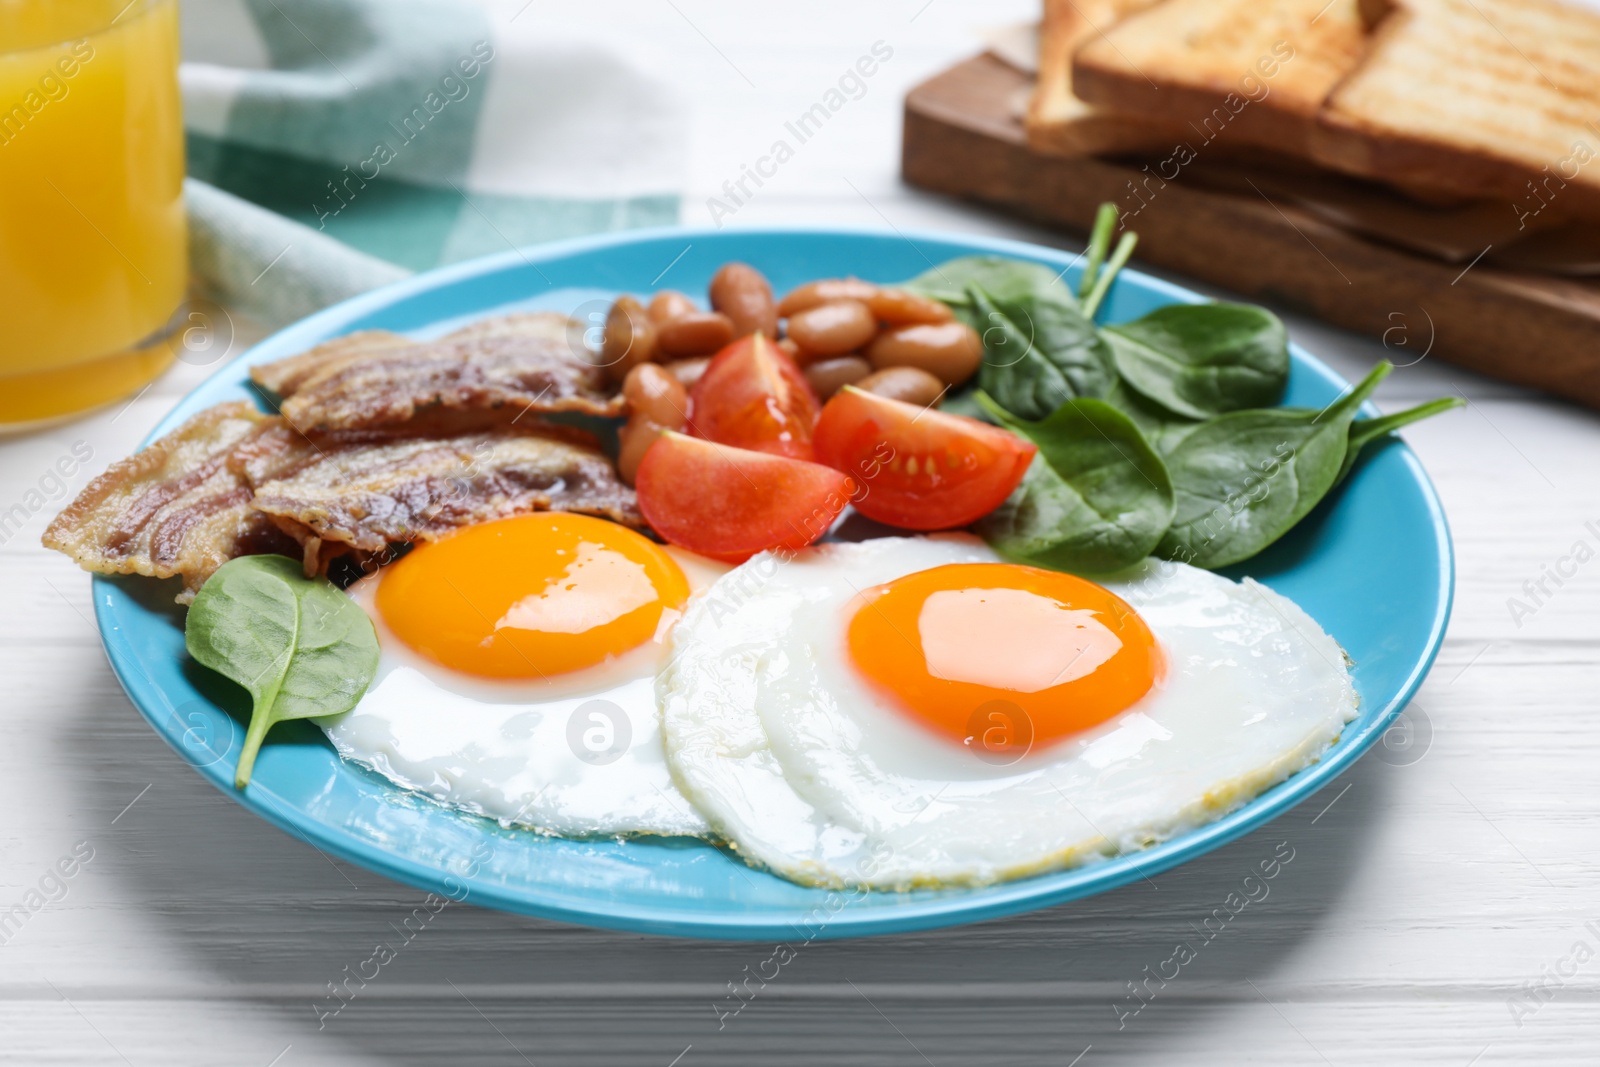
902 53 1600 409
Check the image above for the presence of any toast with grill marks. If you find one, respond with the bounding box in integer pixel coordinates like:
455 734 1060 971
1311 0 1600 220
1070 0 1381 158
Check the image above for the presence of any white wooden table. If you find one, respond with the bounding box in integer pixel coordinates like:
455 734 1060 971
6 2 1598 1063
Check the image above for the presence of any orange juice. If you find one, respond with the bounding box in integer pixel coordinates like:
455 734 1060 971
0 0 186 429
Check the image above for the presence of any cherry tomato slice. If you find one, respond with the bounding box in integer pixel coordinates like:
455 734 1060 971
812 386 1036 530
636 431 855 563
688 333 820 461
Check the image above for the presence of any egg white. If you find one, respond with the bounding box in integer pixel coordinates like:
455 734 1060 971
659 536 1358 889
322 548 726 839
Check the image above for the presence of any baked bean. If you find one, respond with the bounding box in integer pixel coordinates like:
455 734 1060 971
616 364 689 487
787 300 876 358
656 311 736 358
866 321 983 386
865 287 954 326
709 262 778 340
617 418 668 486
803 356 872 400
622 363 689 427
599 296 658 385
776 337 806 364
647 289 697 325
856 366 946 407
663 356 710 390
776 277 880 317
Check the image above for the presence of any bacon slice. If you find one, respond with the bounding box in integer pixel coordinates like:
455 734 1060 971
250 312 621 435
249 330 412 397
46 390 640 602
236 421 641 553
41 402 303 602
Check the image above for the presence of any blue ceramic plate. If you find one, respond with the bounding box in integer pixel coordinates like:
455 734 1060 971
93 227 1452 940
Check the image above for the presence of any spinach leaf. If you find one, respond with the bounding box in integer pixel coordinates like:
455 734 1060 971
186 555 380 788
900 256 1075 323
1336 396 1465 485
907 230 1463 575
1103 377 1202 455
970 285 1116 421
1104 303 1290 420
1157 363 1392 569
977 393 1175 573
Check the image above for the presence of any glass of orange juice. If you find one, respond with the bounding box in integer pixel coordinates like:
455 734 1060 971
0 0 186 431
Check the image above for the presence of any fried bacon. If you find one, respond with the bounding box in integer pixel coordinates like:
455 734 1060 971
249 330 412 397
41 403 303 602
46 403 641 600
46 309 649 602
237 421 641 553
250 312 622 435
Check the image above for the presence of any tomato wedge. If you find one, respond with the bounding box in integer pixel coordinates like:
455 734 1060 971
812 386 1036 530
636 431 855 562
688 333 820 460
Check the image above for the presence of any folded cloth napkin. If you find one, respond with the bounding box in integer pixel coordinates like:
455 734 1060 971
180 0 684 327
185 178 411 329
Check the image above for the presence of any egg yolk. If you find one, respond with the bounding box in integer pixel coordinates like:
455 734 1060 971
375 513 690 680
846 563 1159 755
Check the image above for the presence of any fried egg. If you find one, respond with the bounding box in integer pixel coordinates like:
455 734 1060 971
323 513 726 838
660 535 1356 888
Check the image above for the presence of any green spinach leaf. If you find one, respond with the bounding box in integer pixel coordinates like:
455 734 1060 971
1104 303 1290 419
186 555 380 788
1157 363 1392 569
977 393 1175 573
970 285 1116 421
900 256 1075 324
1336 396 1464 485
907 228 1463 574
1102 377 1202 455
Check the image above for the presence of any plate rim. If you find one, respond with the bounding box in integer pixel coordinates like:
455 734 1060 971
92 224 1455 940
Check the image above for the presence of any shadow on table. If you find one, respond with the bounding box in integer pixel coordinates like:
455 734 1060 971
71 683 1398 1067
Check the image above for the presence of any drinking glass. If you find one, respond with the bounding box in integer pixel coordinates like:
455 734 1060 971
0 0 186 430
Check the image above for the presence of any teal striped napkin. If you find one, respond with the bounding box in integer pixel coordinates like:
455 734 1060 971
180 0 681 327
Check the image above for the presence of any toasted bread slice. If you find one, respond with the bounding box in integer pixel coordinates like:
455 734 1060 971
1071 0 1380 158
1312 0 1600 218
1026 0 1183 157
